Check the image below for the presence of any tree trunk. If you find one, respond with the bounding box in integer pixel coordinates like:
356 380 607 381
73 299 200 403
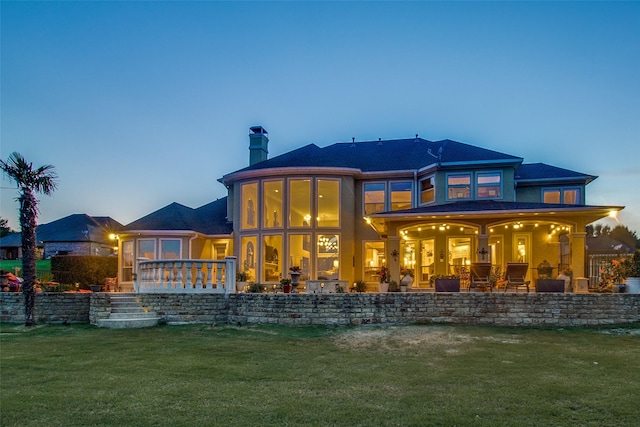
20 190 38 327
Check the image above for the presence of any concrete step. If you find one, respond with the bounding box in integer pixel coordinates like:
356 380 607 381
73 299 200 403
96 317 160 329
108 311 159 320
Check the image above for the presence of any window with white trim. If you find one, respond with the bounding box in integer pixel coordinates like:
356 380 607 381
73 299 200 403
447 173 471 200
364 182 385 215
543 187 581 205
390 181 412 211
476 172 502 199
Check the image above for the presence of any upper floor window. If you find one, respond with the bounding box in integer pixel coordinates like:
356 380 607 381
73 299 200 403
317 179 340 227
543 187 581 205
420 176 435 204
289 179 311 227
263 180 283 228
447 174 471 200
477 172 502 199
241 182 258 230
364 182 385 214
390 181 412 211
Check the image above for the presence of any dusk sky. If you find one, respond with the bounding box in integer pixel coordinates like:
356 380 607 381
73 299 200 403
1 2 639 234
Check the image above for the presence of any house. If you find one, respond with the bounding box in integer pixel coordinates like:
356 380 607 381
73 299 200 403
0 214 123 260
117 126 623 292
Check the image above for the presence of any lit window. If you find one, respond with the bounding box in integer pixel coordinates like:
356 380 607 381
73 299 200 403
477 172 501 199
447 174 471 200
390 181 412 211
263 180 283 228
262 235 282 282
289 179 311 227
317 234 339 280
420 177 435 204
241 182 258 229
543 187 580 205
122 241 133 282
364 183 385 214
317 179 340 227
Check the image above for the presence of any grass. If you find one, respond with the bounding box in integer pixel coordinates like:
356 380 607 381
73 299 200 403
1 323 639 426
0 260 51 274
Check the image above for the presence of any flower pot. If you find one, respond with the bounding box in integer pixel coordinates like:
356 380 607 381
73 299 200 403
435 278 460 292
613 284 626 293
90 284 102 293
282 284 292 293
625 277 640 294
379 282 389 293
236 281 247 292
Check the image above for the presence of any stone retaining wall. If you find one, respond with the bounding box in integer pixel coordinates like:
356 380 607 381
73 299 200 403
1 293 90 324
3 292 640 327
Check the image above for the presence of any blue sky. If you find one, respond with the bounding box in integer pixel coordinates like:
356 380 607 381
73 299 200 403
1 1 639 234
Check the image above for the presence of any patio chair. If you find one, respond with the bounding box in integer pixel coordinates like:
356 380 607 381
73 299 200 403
469 263 493 292
502 263 531 293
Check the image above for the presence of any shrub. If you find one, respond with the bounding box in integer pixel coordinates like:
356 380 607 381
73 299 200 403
50 256 117 289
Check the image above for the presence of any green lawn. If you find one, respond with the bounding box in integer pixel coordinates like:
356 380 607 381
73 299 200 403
1 323 639 426
0 259 51 274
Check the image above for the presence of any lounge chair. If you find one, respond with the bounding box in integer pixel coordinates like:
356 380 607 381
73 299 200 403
469 263 493 292
503 263 531 293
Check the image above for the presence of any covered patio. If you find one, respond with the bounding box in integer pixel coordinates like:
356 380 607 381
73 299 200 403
366 200 623 292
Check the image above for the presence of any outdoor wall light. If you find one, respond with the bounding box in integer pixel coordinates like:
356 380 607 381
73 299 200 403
439 250 445 262
391 249 399 261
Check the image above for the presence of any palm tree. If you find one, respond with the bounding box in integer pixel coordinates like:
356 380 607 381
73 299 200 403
1 152 57 326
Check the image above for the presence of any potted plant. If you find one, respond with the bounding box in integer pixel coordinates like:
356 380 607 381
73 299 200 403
388 280 399 292
378 266 389 292
236 271 252 292
280 278 292 293
400 267 414 292
354 280 366 293
617 251 640 294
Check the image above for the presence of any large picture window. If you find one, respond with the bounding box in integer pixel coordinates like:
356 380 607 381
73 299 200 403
263 180 283 228
289 179 311 227
263 235 282 282
241 182 258 230
240 236 257 282
390 181 412 211
289 234 311 280
317 179 340 227
317 234 339 280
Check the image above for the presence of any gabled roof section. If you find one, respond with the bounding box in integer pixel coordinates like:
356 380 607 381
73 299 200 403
515 163 597 185
221 137 523 183
124 198 232 235
0 214 123 247
586 235 635 254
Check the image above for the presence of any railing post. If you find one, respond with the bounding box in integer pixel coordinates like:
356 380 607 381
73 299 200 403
225 256 237 294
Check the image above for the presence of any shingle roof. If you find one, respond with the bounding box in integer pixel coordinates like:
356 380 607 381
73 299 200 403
124 198 232 235
515 163 596 184
372 200 614 216
0 214 123 248
225 137 523 177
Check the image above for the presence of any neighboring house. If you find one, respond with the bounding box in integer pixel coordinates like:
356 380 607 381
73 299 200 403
586 235 635 287
117 126 623 290
0 214 123 260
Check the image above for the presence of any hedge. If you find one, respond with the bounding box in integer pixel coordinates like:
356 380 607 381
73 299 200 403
50 255 117 289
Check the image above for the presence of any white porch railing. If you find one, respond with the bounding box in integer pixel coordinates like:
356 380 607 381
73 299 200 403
135 257 237 293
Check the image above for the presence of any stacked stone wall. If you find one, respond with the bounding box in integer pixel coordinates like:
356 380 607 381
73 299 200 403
1 293 90 324
2 292 640 327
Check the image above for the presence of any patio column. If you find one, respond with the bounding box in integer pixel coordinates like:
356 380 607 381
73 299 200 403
570 231 587 286
476 234 490 262
388 235 401 283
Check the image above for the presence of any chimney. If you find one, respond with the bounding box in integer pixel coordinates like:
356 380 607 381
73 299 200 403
249 126 269 166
